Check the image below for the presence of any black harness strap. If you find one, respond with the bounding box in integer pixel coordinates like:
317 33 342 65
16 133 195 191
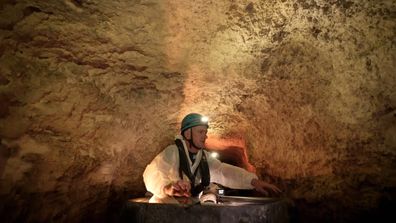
175 139 210 196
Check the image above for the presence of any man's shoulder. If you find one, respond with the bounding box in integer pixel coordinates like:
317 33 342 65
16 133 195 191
164 143 178 150
203 149 215 156
161 143 178 155
159 135 185 156
156 143 178 162
202 149 211 156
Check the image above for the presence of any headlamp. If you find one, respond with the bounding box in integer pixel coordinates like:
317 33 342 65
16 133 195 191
210 152 218 158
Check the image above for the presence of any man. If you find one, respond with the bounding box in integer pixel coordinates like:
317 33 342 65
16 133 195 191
143 113 281 203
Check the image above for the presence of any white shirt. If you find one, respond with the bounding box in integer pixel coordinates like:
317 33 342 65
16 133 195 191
143 135 258 201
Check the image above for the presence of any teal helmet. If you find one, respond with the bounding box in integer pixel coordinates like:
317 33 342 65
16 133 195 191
181 113 209 133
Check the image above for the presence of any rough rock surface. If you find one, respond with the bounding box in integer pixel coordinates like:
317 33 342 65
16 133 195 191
0 0 395 222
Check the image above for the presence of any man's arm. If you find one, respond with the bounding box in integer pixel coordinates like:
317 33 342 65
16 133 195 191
251 178 281 195
143 146 179 198
143 145 193 198
206 151 281 195
207 152 257 189
163 180 191 197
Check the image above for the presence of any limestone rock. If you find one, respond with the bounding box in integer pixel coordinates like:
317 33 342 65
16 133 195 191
0 0 395 222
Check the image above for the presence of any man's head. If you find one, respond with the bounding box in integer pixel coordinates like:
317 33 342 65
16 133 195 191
180 113 209 150
181 113 209 133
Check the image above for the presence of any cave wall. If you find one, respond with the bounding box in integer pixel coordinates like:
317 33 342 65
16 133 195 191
0 0 395 222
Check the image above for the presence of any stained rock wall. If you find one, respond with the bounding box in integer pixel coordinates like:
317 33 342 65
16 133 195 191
0 0 395 222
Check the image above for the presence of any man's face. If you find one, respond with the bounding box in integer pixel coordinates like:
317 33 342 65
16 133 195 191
188 125 208 149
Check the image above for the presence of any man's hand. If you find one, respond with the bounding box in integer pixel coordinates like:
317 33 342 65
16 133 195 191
164 180 191 197
251 179 282 196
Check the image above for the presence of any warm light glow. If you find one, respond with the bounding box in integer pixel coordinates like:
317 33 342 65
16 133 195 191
210 152 219 158
201 116 209 123
206 136 256 173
